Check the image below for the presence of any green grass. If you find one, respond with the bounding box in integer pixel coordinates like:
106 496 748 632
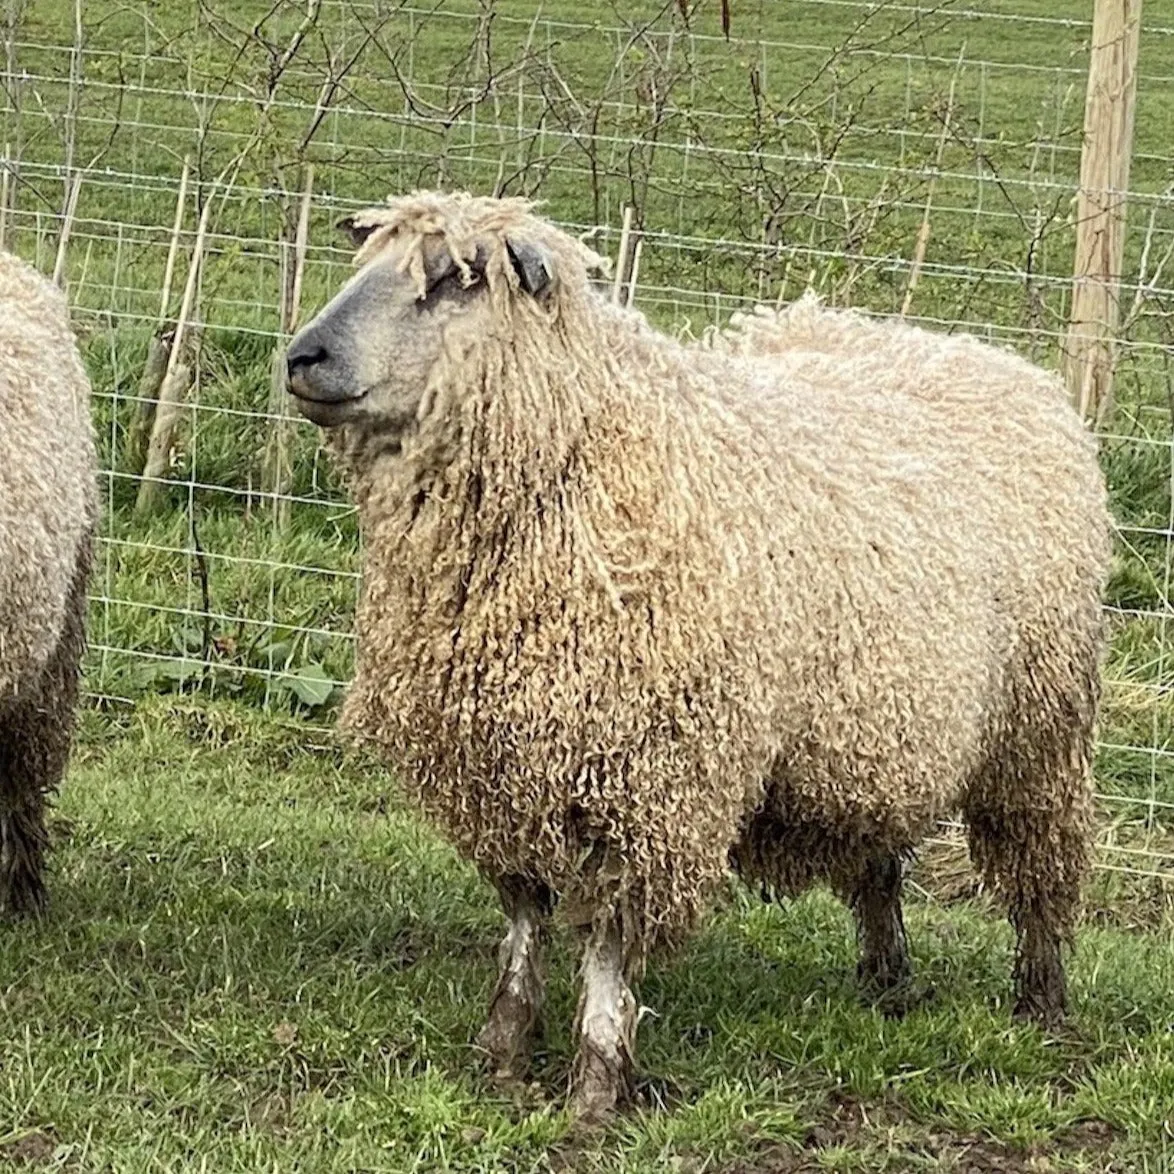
1 700 1172 1172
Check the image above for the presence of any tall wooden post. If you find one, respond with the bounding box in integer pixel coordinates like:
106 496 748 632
263 163 314 530
1061 0 1142 429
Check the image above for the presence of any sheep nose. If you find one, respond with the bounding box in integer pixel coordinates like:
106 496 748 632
286 333 330 383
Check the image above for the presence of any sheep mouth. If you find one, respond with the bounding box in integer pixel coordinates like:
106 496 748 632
287 383 370 427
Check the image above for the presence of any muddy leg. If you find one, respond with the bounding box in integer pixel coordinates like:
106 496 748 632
569 914 637 1124
850 853 910 994
966 633 1098 1030
476 875 552 1079
968 777 1090 1029
967 805 1088 1030
1011 900 1068 1028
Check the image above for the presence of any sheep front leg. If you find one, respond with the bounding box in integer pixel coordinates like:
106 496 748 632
850 852 911 995
476 875 552 1079
569 914 637 1123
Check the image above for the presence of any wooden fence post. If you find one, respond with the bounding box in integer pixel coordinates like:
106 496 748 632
1060 0 1142 428
127 158 190 468
262 163 314 530
135 185 214 516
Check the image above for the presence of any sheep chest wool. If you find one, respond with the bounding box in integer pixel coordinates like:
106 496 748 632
0 249 97 916
285 190 1111 1121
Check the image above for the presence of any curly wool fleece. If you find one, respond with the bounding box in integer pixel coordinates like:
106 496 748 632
0 248 96 914
329 192 1110 963
0 250 96 703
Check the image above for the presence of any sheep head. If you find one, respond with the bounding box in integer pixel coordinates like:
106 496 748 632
285 191 559 437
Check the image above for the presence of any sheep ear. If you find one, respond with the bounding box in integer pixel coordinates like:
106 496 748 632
337 216 378 249
506 239 553 298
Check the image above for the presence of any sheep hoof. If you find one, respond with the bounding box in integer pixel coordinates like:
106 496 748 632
864 976 935 1020
568 1041 633 1126
1013 992 1066 1031
857 949 915 1008
476 991 540 1080
856 950 911 991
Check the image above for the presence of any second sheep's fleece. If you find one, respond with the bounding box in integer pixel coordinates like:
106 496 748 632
0 250 97 916
285 191 1111 1120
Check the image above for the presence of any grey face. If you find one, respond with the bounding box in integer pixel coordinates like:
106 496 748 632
286 228 552 437
285 241 474 432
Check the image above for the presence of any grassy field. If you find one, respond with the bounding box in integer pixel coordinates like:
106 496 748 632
2 0 1174 1169
1 701 1172 1172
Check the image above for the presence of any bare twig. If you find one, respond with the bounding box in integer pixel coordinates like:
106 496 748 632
127 159 191 466
158 157 192 327
625 236 644 308
0 142 10 250
263 163 315 526
289 164 313 334
612 204 635 304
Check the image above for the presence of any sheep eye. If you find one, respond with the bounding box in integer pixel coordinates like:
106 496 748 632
420 264 479 302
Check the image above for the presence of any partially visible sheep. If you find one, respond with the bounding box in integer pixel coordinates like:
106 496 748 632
0 251 97 915
285 191 1110 1121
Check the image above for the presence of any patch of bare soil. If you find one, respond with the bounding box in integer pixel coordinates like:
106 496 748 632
0 1130 58 1167
1053 1118 1118 1152
718 1091 1121 1173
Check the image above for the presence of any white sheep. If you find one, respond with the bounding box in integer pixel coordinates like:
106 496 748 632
285 192 1110 1120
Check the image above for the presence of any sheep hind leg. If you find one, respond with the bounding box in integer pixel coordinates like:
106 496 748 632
476 875 552 1079
0 741 50 918
0 550 87 919
847 851 927 1018
1011 899 1068 1028
0 683 74 918
569 914 637 1124
1003 792 1090 1029
1 535 90 920
966 743 1093 1029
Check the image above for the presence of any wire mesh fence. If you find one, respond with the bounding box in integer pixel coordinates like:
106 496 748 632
2 0 1172 887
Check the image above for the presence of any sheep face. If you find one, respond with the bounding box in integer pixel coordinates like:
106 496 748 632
285 225 552 437
286 239 467 432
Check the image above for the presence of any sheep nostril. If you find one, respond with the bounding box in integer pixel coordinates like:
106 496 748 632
286 344 329 380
